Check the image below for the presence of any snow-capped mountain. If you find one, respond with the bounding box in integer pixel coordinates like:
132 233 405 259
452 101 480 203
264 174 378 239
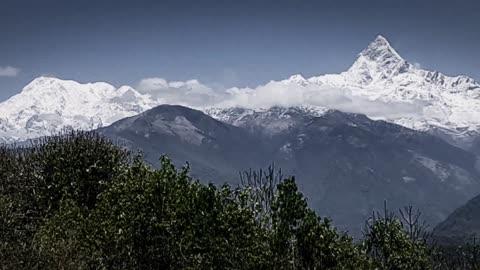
206 35 480 147
0 77 155 143
1 35 480 146
205 105 328 135
307 36 480 134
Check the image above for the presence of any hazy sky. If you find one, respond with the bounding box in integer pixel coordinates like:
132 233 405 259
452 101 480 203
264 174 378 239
1 0 479 101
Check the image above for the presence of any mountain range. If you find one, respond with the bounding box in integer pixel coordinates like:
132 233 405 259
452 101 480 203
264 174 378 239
1 35 480 236
1 35 480 150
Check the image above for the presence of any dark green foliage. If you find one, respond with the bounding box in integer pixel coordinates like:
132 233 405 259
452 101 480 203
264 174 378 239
238 166 372 269
0 131 130 269
362 203 436 270
86 157 271 269
364 215 431 269
0 131 465 269
270 178 372 270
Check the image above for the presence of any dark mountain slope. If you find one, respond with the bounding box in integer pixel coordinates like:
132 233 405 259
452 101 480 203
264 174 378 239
98 105 480 237
434 194 480 244
272 111 480 236
98 105 271 183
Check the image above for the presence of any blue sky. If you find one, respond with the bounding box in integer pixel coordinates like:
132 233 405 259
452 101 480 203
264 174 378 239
1 0 479 101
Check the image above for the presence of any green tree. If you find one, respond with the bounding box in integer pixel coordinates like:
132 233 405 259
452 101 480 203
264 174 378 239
363 205 432 270
270 177 372 270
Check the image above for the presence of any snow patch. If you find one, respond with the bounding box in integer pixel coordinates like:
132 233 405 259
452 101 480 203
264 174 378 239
415 155 449 182
402 176 416 183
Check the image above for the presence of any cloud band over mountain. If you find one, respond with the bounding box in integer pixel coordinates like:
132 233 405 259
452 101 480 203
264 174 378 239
136 76 424 120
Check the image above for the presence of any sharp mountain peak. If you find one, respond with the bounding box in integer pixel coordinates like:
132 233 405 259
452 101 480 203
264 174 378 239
360 35 404 61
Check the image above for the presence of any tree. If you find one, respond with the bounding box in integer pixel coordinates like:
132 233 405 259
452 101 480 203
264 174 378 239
270 177 372 270
363 203 432 270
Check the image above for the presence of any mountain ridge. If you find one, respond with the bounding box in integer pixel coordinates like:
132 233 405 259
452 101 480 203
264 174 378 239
1 35 480 148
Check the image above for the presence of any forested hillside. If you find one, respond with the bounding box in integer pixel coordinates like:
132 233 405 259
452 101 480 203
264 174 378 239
0 131 478 269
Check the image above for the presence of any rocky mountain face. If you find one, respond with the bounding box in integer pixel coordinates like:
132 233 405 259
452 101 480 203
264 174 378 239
204 106 328 136
99 104 480 237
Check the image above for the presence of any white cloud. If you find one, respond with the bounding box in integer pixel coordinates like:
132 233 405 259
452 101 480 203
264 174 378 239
137 77 225 108
217 80 423 119
136 76 424 120
0 66 20 77
137 77 169 91
413 62 422 69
